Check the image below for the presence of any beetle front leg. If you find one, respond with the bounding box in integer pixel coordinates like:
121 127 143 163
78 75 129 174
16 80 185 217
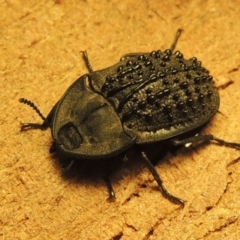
103 176 116 201
103 159 125 201
61 159 75 171
20 118 50 131
141 151 185 206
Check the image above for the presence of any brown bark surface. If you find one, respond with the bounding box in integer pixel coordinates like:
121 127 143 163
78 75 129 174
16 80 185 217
1 0 240 239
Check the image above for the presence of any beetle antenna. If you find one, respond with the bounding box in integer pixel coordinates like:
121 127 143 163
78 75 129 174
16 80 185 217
170 29 183 52
19 98 46 121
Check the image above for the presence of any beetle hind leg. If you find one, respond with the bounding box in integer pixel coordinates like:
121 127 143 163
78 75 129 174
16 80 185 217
141 151 185 206
171 134 240 149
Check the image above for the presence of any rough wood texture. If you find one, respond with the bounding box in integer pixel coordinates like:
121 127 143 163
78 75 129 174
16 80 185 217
1 0 240 239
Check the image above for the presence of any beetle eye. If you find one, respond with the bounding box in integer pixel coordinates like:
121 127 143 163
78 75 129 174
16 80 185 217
58 122 82 150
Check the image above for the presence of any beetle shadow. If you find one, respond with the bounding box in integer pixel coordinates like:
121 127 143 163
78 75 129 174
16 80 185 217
53 151 135 196
51 141 174 197
51 128 212 200
55 154 123 182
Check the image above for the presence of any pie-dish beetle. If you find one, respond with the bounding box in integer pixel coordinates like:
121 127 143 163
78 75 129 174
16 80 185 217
19 29 240 206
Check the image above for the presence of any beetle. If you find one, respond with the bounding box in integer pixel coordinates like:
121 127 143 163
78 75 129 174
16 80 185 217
20 29 240 206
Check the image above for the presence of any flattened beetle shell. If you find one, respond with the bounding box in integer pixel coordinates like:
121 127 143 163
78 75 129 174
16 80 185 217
51 74 135 159
91 50 220 144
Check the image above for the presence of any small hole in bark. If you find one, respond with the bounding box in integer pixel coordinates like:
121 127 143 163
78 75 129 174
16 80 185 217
206 206 213 211
113 232 123 240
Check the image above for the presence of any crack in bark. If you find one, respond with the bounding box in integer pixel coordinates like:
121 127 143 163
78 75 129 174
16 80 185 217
126 223 138 232
121 192 140 205
214 181 231 207
227 156 240 167
217 79 234 90
217 80 234 90
143 228 154 240
228 66 239 73
198 216 238 239
112 232 123 240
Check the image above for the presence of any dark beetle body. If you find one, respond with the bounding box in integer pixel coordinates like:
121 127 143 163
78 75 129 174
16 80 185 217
22 29 238 206
52 50 219 159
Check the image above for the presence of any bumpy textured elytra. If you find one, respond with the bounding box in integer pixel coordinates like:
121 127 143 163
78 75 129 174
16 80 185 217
100 49 219 143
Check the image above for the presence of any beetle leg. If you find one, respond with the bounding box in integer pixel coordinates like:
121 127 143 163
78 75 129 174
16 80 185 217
120 53 147 61
20 114 51 131
212 136 240 148
141 151 185 206
49 142 56 153
81 51 94 73
103 155 127 201
20 122 46 131
61 159 75 171
103 160 124 201
120 29 183 61
171 134 214 147
171 134 240 149
170 28 183 52
103 176 116 201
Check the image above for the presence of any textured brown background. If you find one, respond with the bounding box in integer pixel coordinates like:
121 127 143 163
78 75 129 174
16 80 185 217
1 0 240 239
